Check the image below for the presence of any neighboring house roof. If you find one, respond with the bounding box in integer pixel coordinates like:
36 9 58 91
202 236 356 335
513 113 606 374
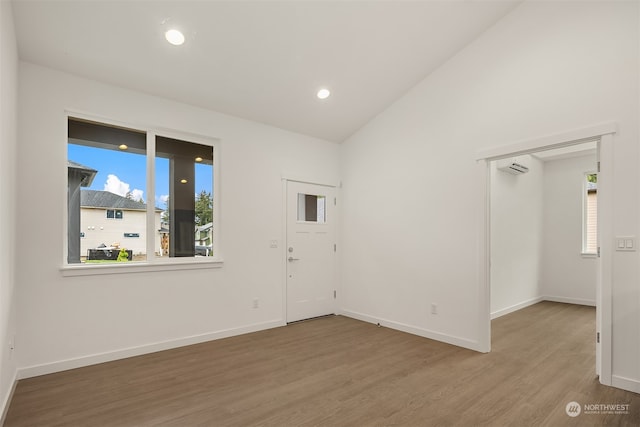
68 160 98 187
81 189 162 211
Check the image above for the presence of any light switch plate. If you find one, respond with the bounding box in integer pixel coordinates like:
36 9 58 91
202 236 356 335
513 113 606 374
616 236 636 251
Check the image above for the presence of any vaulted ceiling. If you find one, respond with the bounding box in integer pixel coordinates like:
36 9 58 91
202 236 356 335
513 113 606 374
12 0 521 142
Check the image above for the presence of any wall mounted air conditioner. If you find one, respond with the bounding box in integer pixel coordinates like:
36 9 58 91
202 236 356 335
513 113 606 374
497 161 529 175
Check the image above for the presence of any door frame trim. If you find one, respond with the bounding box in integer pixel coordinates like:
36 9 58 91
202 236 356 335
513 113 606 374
476 122 616 385
476 122 617 160
281 174 339 188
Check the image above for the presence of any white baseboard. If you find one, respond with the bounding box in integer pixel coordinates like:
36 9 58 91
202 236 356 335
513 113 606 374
491 296 596 320
340 310 482 352
612 375 640 394
17 319 285 380
0 369 18 426
542 295 596 307
491 296 544 319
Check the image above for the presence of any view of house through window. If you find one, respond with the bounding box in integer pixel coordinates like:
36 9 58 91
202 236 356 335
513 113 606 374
67 117 214 264
584 173 598 254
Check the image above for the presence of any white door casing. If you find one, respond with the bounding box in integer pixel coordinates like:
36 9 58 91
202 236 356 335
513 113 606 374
476 122 616 384
286 181 336 322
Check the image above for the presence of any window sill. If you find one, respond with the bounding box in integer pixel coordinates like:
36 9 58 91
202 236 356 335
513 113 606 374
60 258 224 277
581 252 598 259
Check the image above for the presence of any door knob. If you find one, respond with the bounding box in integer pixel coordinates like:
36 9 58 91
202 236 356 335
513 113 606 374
288 256 300 262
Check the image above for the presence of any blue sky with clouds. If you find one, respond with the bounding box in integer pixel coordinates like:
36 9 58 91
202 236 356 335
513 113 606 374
69 144 213 208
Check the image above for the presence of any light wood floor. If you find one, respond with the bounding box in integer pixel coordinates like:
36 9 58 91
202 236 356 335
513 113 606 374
4 302 640 426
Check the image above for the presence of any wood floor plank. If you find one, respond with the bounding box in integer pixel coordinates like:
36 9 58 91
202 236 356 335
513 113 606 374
4 302 640 426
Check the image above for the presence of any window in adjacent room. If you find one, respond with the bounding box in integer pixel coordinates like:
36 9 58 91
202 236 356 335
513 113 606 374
583 172 597 255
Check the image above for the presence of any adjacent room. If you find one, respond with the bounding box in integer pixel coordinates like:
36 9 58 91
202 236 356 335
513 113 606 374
491 142 599 317
490 141 601 381
0 0 639 425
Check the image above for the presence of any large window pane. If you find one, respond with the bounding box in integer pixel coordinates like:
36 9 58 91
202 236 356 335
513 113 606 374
155 136 214 258
67 118 147 263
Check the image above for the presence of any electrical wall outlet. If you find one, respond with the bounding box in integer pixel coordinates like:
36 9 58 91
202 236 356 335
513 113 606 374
253 298 259 309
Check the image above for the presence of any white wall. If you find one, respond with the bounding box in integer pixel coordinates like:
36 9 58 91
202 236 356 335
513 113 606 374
0 0 19 416
490 155 544 318
340 0 639 391
16 62 340 376
541 154 598 305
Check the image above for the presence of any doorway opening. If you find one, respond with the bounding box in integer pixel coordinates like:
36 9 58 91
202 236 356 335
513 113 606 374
489 141 598 320
477 123 616 385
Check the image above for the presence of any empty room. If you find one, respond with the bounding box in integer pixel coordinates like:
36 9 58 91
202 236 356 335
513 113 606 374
1 0 639 425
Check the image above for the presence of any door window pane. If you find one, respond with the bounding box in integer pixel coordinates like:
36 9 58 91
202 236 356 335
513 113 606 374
297 193 326 223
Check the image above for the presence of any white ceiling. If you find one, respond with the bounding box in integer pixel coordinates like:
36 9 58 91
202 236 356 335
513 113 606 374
12 0 522 143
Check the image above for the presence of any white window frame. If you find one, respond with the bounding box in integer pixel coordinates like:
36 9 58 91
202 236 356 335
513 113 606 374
582 171 598 256
62 111 223 276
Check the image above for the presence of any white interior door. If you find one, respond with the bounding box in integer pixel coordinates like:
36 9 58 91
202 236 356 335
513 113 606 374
286 181 336 323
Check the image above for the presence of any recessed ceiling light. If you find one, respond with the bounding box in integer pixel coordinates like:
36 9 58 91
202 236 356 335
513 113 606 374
118 144 128 150
180 179 188 184
195 156 203 162
165 29 185 46
317 88 331 99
